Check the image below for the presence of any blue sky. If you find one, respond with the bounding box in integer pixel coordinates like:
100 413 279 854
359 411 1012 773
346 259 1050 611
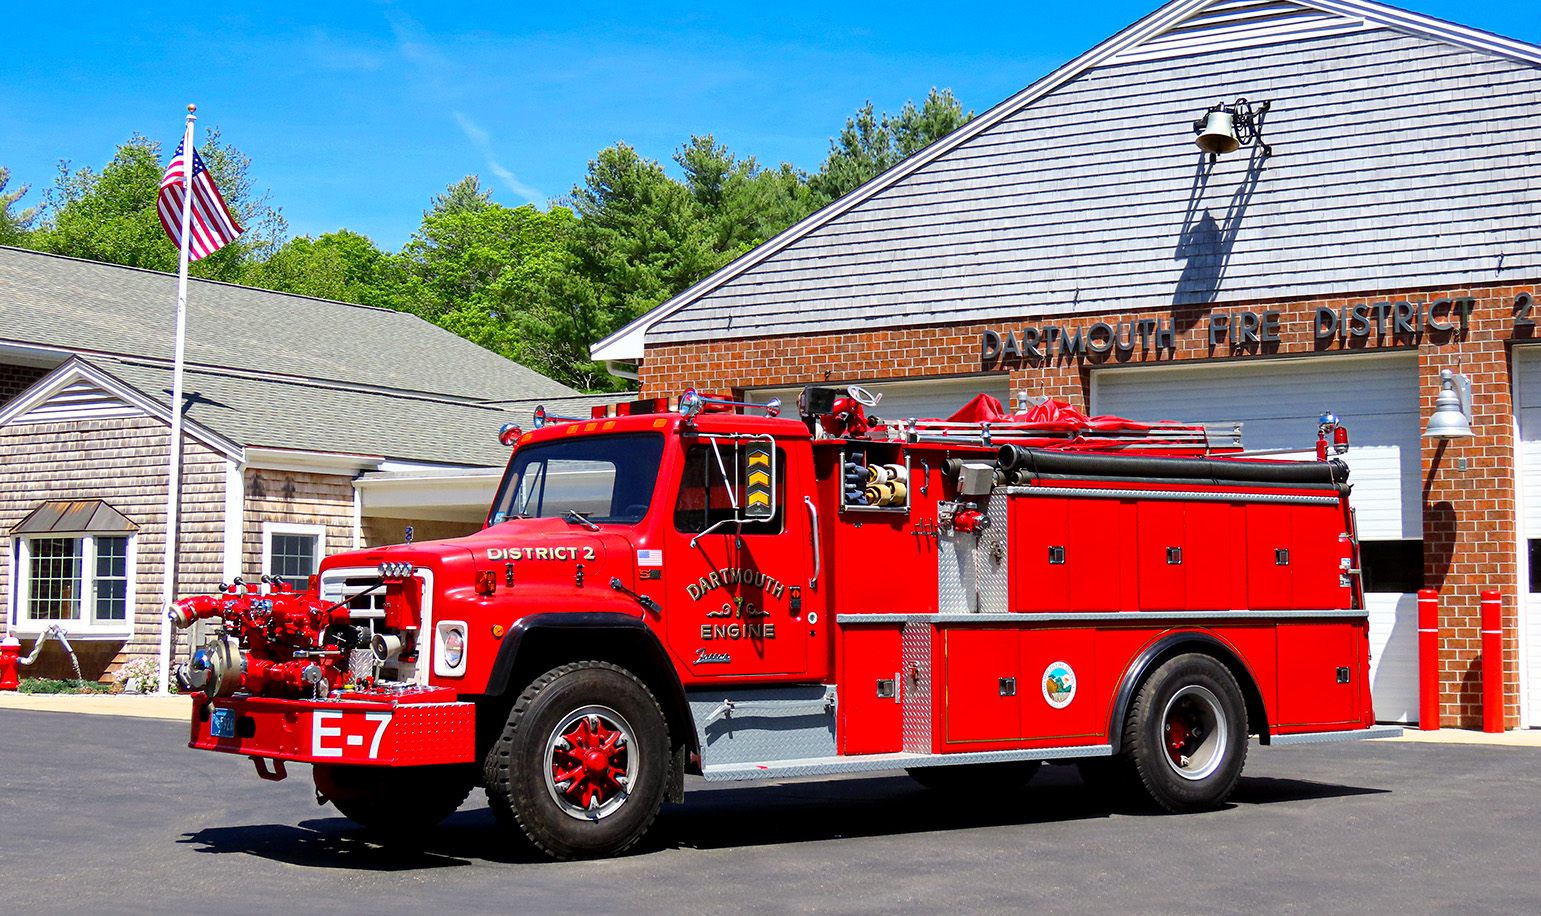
2 1 1536 252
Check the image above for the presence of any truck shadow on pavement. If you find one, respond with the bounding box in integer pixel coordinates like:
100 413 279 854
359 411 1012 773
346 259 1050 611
177 767 1387 869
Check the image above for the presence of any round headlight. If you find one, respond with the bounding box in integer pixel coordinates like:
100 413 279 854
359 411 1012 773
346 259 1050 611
442 627 465 668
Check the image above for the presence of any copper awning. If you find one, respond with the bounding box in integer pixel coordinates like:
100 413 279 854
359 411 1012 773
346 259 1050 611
11 500 139 535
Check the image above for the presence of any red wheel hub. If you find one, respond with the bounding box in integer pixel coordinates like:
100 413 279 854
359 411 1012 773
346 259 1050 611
551 715 628 810
1166 710 1194 761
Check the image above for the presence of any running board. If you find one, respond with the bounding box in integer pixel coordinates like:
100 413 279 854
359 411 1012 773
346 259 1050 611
701 744 1113 782
1268 725 1403 745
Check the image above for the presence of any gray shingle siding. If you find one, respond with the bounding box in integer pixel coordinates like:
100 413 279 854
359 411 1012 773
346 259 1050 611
650 28 1541 344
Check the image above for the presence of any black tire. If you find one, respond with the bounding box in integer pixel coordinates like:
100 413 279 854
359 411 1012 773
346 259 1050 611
313 763 475 830
906 760 1041 791
483 661 669 860
1124 653 1248 813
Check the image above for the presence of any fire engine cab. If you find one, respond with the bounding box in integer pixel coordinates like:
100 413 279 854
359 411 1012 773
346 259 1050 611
173 386 1398 859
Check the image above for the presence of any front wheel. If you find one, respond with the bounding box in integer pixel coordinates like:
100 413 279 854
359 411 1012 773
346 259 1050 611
483 661 669 860
1124 653 1248 813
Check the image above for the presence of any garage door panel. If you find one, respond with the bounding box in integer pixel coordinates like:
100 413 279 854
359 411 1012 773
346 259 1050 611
1338 446 1410 540
1511 346 1541 726
1366 594 1418 723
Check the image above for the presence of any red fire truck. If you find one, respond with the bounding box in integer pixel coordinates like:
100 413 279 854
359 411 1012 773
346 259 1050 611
172 386 1398 859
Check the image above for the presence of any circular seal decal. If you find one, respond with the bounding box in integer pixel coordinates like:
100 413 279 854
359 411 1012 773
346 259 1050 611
1042 661 1077 709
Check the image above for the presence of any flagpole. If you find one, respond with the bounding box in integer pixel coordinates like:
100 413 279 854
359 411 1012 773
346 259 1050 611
157 104 197 696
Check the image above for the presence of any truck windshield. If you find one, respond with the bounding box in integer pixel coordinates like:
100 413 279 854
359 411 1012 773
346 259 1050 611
489 433 666 525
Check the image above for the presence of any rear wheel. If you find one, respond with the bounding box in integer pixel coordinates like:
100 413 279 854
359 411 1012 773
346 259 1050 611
313 763 475 830
483 661 669 860
1124 654 1248 813
906 760 1040 792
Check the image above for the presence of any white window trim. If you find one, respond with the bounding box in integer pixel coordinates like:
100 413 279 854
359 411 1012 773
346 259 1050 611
261 521 328 587
11 531 137 639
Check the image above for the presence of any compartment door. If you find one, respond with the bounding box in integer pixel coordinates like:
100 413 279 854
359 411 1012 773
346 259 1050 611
1011 496 1070 612
838 625 905 755
941 628 1020 746
1019 628 1100 742
1066 498 1125 611
1183 502 1234 610
1246 503 1294 610
1276 622 1365 729
1137 501 1186 610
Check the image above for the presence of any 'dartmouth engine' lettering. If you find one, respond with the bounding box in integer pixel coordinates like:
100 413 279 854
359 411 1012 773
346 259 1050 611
685 568 785 601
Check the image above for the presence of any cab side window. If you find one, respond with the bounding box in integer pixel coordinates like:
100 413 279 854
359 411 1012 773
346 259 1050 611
673 445 785 535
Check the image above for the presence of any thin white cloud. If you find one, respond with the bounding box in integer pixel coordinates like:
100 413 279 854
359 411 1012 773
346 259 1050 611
453 112 544 202
382 6 543 203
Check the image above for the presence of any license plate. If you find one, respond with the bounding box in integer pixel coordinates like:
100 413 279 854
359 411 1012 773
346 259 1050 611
210 707 236 738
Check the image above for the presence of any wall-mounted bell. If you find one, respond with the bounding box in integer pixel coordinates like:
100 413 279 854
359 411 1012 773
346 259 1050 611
1192 99 1271 158
1194 107 1241 155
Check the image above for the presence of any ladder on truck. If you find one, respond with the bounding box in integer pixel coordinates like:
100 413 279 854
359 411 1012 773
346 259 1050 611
886 416 1245 456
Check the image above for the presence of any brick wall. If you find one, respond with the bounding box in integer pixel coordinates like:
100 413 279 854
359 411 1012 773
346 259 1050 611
0 416 226 680
643 279 1538 729
0 363 49 409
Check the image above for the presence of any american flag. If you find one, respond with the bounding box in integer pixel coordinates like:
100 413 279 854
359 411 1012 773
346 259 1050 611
157 140 243 261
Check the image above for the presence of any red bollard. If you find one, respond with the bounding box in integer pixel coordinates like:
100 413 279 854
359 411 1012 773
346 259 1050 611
0 634 20 691
1418 589 1440 730
1481 589 1504 733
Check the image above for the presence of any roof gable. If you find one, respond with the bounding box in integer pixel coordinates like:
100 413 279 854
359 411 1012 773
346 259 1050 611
1109 0 1372 64
593 0 1541 361
0 357 243 459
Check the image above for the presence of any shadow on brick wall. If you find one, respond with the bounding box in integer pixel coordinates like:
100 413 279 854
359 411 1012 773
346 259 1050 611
1423 500 1456 589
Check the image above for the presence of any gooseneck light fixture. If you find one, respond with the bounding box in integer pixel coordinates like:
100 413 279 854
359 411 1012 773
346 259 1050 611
1193 98 1272 159
1423 368 1475 440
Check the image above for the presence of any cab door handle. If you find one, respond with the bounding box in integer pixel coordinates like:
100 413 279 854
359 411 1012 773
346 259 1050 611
804 496 821 587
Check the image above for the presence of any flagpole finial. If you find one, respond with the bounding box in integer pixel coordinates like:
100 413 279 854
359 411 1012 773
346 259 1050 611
187 104 196 115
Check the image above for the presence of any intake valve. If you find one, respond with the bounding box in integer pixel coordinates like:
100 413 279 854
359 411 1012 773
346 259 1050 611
952 508 991 534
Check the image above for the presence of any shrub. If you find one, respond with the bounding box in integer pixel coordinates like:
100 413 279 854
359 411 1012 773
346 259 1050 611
18 678 106 694
110 657 160 695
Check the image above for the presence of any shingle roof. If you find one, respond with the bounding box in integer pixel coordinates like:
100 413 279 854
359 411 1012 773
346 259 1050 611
0 246 577 402
92 358 520 467
75 359 620 469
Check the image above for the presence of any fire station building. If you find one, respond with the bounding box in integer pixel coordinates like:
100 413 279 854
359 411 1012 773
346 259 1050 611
594 0 1541 729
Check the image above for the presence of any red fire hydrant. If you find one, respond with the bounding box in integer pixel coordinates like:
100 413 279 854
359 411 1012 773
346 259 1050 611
0 634 21 691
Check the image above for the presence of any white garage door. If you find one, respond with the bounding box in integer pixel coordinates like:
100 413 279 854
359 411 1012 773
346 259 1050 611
1093 353 1421 723
748 375 1010 423
1511 346 1541 727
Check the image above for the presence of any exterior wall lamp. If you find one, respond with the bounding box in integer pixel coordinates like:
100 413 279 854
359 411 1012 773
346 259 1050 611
1423 368 1475 440
1193 98 1272 159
